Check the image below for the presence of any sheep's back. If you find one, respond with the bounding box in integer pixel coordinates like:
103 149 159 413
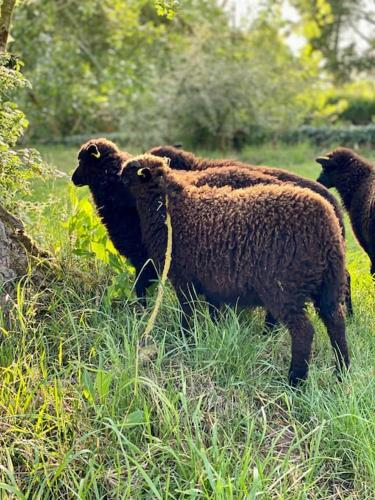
165 184 344 304
189 157 346 237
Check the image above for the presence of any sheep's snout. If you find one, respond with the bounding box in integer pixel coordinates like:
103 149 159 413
316 171 333 188
72 166 87 187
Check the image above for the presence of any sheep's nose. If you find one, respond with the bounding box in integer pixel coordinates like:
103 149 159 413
72 167 86 186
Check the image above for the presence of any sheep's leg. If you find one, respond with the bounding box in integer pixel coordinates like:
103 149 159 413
134 261 157 306
264 311 278 331
283 312 314 386
344 270 353 316
318 304 350 376
207 298 221 323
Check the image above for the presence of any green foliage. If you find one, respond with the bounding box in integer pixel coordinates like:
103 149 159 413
5 0 375 149
281 124 375 146
328 80 375 125
0 53 43 208
11 0 327 149
154 0 179 19
152 19 321 149
11 0 178 141
340 98 375 125
289 0 375 81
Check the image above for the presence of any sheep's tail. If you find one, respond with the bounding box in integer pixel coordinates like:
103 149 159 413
142 194 173 338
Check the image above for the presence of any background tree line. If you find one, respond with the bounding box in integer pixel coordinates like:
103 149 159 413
6 0 375 150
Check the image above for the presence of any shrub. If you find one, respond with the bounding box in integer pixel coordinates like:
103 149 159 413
328 81 375 125
281 124 375 146
0 54 44 210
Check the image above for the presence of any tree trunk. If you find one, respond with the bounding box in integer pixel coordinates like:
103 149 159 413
0 0 16 52
0 205 48 304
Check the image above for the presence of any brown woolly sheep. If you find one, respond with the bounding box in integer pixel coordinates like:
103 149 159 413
166 166 295 328
148 145 346 232
71 138 158 303
121 154 350 386
316 147 375 275
148 145 353 315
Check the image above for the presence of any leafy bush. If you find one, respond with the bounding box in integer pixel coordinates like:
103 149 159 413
329 81 375 125
121 19 323 150
11 0 179 142
0 54 44 209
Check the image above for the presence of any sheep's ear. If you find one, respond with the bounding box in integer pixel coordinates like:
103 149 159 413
87 144 101 159
315 156 331 168
137 167 151 182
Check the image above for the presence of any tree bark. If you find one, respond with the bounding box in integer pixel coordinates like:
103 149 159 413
0 205 49 307
0 0 17 52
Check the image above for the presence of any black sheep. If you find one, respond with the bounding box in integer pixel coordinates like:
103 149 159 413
71 138 157 302
316 147 375 275
121 154 350 386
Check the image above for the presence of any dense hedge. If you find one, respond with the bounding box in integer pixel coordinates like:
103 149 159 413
281 124 375 146
48 124 375 150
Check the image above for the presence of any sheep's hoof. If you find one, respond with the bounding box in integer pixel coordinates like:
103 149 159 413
288 368 308 387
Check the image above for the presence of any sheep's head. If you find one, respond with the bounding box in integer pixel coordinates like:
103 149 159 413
147 145 195 171
72 138 130 188
121 155 168 186
121 154 184 197
315 148 358 188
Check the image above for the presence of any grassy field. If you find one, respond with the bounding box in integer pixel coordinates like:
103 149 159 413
0 143 374 498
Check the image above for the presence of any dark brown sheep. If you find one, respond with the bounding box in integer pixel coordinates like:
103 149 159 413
71 138 158 303
148 145 346 232
121 154 350 386
316 147 375 275
167 168 297 326
148 145 353 315
173 166 285 189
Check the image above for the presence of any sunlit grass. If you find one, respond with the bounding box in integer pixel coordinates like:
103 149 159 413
1 142 374 497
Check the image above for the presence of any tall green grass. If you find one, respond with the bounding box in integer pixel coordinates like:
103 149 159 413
0 143 374 497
